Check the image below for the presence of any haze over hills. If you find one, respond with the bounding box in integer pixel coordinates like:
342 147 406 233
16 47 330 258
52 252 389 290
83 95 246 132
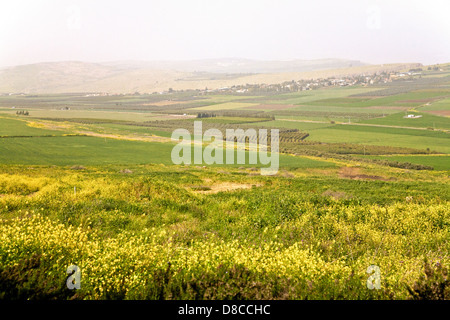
102 58 367 74
0 58 422 94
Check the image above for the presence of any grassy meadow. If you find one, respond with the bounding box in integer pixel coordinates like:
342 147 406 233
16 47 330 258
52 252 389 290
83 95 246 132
0 163 448 300
0 68 449 300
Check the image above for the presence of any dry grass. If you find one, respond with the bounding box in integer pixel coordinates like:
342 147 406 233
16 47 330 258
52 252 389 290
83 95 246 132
191 181 262 194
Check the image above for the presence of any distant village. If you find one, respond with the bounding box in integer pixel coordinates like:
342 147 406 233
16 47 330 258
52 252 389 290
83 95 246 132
163 67 430 96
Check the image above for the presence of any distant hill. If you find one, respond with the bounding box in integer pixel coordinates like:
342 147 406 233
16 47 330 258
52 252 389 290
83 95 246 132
0 59 422 94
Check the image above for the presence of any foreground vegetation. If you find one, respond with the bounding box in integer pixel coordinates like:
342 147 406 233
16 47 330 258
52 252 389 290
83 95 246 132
0 164 448 299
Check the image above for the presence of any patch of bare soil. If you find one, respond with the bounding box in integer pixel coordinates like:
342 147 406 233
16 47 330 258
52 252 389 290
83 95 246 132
278 170 295 178
338 167 393 181
423 110 450 117
191 182 262 194
70 165 86 170
321 190 350 200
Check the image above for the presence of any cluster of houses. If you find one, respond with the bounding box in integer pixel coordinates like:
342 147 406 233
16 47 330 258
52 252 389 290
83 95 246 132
84 93 109 97
195 70 422 95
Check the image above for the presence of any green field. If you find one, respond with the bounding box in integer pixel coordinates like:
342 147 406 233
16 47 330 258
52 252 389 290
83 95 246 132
0 116 69 136
259 119 335 131
358 111 450 129
257 87 381 105
306 124 450 154
94 123 175 138
0 121 335 170
287 104 397 114
191 102 260 111
0 109 182 123
360 155 450 171
0 136 174 166
419 97 450 111
341 90 450 108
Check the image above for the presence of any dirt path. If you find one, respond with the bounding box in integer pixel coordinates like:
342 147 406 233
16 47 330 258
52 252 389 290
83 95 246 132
192 181 262 194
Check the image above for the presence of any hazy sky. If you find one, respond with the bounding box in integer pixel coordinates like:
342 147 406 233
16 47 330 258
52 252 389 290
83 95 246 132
1 0 449 67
